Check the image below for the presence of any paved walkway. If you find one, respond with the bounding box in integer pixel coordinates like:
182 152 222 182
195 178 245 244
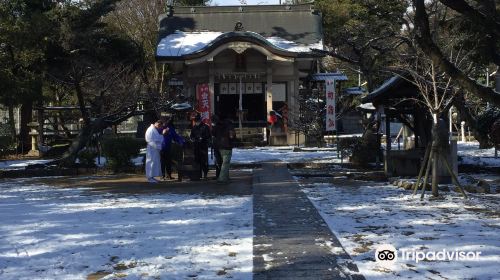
253 162 365 279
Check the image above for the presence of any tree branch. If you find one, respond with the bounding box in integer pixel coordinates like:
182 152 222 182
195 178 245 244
413 0 500 106
438 0 500 38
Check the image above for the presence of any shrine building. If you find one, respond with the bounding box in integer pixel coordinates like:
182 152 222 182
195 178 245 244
156 4 326 145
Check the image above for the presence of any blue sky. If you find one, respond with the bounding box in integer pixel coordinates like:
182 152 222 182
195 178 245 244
211 0 282 5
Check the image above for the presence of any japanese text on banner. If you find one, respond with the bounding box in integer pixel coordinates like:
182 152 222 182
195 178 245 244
196 84 211 126
325 79 336 131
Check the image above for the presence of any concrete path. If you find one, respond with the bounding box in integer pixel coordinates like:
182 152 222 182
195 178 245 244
253 162 365 279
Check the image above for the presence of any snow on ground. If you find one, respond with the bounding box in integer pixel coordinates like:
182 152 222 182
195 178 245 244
0 178 252 280
458 142 500 167
0 160 52 170
300 179 500 280
231 147 341 164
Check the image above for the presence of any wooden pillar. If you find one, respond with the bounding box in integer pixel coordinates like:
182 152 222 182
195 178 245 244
289 60 300 144
208 61 215 116
266 60 273 120
384 114 391 174
37 107 44 146
385 115 391 152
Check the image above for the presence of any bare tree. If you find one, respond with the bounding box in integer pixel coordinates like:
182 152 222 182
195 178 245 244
397 55 467 199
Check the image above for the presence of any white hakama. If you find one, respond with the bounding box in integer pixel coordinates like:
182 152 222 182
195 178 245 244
145 124 163 178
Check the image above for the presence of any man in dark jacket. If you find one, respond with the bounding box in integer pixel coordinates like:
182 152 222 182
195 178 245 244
212 114 236 184
190 114 211 179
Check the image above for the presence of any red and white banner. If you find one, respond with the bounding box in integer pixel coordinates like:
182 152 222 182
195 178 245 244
196 84 211 126
325 79 336 131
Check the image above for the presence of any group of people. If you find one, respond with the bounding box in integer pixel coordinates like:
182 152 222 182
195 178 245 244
144 117 184 183
144 114 236 184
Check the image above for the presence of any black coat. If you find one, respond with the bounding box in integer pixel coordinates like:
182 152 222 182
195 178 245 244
190 122 211 147
213 119 235 150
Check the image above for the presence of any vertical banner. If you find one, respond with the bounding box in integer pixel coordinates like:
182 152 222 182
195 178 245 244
325 79 336 131
196 84 211 126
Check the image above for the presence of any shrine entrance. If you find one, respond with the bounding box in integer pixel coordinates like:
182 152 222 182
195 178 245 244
214 73 267 126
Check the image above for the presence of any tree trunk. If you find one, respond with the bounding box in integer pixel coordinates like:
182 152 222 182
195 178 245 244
58 118 106 167
58 112 72 138
431 114 439 197
19 101 33 152
7 104 16 142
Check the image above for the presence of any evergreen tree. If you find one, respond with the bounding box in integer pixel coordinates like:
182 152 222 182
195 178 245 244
315 0 408 91
0 0 56 149
45 0 145 165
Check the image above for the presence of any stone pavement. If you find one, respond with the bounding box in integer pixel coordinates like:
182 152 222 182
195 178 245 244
253 162 365 279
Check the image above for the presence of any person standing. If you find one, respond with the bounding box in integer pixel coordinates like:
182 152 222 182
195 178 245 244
211 115 223 179
160 118 185 180
213 114 236 184
190 114 211 179
145 120 165 183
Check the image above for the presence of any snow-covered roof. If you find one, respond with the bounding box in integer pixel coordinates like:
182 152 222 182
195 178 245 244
170 102 192 111
310 72 348 81
156 31 323 57
343 86 366 95
358 103 376 111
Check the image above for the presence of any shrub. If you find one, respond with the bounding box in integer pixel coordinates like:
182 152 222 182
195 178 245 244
337 135 379 166
337 137 361 159
101 137 143 171
0 136 15 157
77 149 98 167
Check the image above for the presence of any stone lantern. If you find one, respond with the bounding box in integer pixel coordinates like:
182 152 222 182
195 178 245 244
27 122 41 157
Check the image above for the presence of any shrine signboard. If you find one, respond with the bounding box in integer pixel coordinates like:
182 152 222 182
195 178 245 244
325 79 336 131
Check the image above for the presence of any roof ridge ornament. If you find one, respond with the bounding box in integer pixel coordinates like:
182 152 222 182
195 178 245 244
234 21 244 32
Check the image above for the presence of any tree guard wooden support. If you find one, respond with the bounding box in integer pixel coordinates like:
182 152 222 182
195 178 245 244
412 144 432 195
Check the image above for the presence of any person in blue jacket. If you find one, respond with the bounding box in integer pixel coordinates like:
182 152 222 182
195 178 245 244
159 117 185 180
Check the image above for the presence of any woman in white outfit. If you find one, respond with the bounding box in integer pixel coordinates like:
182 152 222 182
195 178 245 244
145 120 165 183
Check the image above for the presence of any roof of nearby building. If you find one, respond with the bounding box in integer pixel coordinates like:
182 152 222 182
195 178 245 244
310 72 348 81
343 86 366 95
361 76 418 104
358 102 376 111
156 4 323 60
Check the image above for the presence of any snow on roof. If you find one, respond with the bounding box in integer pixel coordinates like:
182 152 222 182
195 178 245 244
310 72 348 81
156 31 323 57
343 86 366 95
170 102 192 111
157 31 223 57
358 103 376 111
265 37 323 53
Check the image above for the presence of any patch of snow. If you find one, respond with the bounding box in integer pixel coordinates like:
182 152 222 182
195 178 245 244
0 159 52 170
301 179 500 280
458 141 500 167
0 181 252 279
157 31 223 57
231 146 340 164
266 37 324 53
